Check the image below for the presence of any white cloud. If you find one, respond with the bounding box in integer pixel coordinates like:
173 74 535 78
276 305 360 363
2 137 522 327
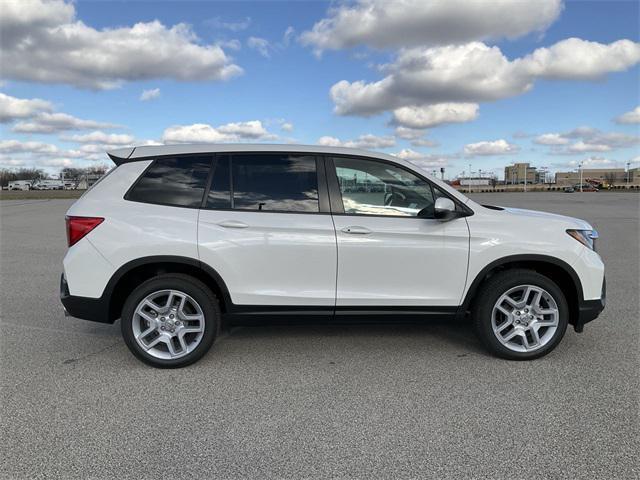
0 158 26 168
162 121 276 144
12 112 118 133
40 158 75 168
523 38 640 80
393 127 438 147
206 16 251 32
280 122 294 132
283 27 295 46
567 141 611 153
411 138 439 148
394 126 425 140
140 88 161 101
464 139 519 156
615 106 640 124
317 134 395 149
536 127 639 153
534 133 570 145
64 131 135 145
392 103 479 128
330 39 640 116
392 149 452 169
301 0 562 51
0 92 52 122
217 39 242 51
1 0 242 89
393 148 424 160
563 156 616 168
247 37 272 58
0 139 59 155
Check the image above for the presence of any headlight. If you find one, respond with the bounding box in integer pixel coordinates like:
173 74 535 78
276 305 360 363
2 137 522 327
567 229 598 251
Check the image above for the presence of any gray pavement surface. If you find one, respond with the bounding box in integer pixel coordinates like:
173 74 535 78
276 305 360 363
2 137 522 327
1 193 639 479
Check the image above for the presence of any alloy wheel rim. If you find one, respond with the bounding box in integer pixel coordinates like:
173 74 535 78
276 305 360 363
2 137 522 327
132 289 205 360
491 284 559 353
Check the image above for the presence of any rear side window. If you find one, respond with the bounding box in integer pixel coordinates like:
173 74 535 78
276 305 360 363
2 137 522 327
207 154 319 213
127 156 211 208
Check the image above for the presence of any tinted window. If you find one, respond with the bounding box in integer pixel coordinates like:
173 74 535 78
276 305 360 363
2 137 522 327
206 156 231 209
231 154 319 212
127 156 211 208
333 157 435 217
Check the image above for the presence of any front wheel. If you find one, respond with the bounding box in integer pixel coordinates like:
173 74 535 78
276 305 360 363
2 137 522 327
121 274 219 368
473 269 569 360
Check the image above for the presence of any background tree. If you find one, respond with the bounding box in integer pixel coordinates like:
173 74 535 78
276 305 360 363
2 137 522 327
604 172 616 187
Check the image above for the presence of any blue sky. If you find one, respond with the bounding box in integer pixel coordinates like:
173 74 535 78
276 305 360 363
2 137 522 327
1 0 638 179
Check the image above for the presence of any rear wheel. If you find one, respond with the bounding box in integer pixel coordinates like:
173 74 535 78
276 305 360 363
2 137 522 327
473 269 568 360
121 274 219 368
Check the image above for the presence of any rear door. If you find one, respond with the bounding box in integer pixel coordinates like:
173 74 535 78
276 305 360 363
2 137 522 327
327 156 469 308
198 153 337 309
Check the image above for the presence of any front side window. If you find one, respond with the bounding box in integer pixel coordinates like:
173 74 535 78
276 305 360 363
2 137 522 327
333 157 436 217
127 156 211 208
229 154 319 212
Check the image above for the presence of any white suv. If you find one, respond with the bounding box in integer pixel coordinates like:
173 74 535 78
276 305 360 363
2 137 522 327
61 144 605 367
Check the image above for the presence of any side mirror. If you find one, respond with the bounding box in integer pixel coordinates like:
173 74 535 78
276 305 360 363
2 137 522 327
434 197 457 221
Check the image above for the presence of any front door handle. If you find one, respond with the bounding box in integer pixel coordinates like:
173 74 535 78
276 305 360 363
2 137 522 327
217 220 249 229
341 226 372 235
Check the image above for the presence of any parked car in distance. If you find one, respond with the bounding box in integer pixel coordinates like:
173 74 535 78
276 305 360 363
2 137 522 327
574 184 599 192
8 180 32 191
563 186 575 193
61 144 606 368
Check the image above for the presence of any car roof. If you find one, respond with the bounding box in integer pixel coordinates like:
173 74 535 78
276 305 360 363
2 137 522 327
107 143 403 165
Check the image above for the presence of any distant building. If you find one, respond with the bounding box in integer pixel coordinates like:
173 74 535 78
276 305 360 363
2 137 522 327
554 168 626 186
504 163 541 184
459 177 491 186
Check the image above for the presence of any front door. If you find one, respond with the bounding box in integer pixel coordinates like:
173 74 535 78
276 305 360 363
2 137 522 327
328 156 469 308
198 153 337 308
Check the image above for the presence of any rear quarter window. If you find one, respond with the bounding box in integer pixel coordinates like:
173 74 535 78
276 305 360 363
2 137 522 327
126 156 212 208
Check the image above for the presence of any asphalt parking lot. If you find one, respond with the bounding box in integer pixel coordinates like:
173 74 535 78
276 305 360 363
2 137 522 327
1 192 638 479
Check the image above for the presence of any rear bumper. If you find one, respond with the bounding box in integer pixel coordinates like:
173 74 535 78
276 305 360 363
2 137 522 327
574 277 606 333
60 274 112 324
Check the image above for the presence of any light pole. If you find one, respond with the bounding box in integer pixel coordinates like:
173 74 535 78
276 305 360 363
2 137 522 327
579 162 583 192
468 163 472 194
627 161 631 187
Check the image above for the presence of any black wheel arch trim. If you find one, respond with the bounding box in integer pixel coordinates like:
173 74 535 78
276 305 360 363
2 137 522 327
457 253 603 331
106 255 234 317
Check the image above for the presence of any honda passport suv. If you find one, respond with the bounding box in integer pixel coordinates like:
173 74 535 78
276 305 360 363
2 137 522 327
61 144 605 367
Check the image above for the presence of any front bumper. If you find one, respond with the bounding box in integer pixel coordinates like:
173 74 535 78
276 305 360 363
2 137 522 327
60 273 112 324
573 277 606 333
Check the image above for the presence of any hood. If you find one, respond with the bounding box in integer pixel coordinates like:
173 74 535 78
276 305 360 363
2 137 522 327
502 207 593 230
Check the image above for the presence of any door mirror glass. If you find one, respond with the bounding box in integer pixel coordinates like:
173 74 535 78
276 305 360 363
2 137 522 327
434 197 457 221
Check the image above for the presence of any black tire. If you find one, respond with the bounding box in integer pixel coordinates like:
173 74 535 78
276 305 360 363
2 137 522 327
472 269 569 360
121 274 220 368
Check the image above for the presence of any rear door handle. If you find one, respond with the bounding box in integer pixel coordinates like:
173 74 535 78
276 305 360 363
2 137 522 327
341 226 372 235
217 220 249 229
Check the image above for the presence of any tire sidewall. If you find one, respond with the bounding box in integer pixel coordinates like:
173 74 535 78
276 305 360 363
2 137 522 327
475 271 569 360
121 276 218 368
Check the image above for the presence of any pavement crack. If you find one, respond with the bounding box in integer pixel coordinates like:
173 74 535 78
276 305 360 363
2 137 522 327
62 341 121 365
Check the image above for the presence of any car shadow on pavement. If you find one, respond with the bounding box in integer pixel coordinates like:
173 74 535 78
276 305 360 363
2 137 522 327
220 317 485 356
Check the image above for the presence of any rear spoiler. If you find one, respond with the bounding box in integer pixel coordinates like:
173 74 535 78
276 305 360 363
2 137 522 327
107 147 136 166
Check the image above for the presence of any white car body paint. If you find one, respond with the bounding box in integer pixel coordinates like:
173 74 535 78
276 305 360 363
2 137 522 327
63 144 605 313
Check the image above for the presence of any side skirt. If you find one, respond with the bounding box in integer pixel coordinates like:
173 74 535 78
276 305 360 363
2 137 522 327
224 305 459 325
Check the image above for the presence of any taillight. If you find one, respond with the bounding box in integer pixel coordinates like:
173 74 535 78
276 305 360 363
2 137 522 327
66 216 104 247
